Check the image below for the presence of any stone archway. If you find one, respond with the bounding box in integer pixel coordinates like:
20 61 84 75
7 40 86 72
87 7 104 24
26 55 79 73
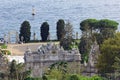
4 30 19 44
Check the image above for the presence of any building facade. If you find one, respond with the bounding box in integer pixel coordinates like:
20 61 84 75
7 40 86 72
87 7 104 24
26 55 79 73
24 43 81 77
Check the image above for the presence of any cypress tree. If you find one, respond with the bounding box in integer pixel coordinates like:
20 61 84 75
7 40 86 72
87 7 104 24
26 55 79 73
40 22 49 41
19 21 31 43
56 19 65 40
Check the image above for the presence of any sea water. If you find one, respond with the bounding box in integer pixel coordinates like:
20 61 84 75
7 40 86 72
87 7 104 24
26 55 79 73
0 0 120 41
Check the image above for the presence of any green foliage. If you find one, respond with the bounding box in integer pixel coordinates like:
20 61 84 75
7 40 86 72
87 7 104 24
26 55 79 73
96 33 120 75
45 70 91 80
42 75 48 80
19 21 31 43
96 19 118 44
0 46 11 55
47 68 63 80
49 61 68 74
1 50 11 55
44 61 68 80
70 41 78 49
67 74 105 80
9 60 31 80
98 19 118 30
25 77 42 80
90 75 104 80
9 60 17 79
113 57 120 72
112 57 120 78
69 74 79 80
56 19 65 40
80 19 98 31
1 44 7 49
79 37 92 63
80 18 118 44
60 22 74 50
40 22 49 41
94 19 118 44
79 19 118 63
43 61 104 80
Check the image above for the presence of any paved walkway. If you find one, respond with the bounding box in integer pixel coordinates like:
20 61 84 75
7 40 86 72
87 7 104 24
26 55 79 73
7 42 59 56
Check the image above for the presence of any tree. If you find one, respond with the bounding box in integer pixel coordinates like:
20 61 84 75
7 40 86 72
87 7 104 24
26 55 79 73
46 61 68 80
56 19 65 40
80 19 118 45
112 57 120 79
96 19 118 44
80 19 98 38
79 19 118 63
96 33 120 75
9 60 17 79
9 60 31 80
79 37 92 63
47 69 63 80
79 19 97 63
60 22 74 50
69 75 79 80
19 21 31 43
40 22 49 41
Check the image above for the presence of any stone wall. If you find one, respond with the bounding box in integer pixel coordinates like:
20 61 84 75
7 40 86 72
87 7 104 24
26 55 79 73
24 43 81 77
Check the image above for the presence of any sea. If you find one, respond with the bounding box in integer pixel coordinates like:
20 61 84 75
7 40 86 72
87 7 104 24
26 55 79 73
0 0 120 41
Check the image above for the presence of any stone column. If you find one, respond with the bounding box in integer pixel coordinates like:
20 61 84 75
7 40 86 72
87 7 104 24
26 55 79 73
33 32 36 40
76 32 78 39
4 34 7 44
8 32 11 43
16 32 19 43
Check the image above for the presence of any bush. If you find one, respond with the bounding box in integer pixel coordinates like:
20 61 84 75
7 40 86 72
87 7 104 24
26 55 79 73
42 75 48 80
67 75 105 80
1 50 11 55
69 74 79 80
1 44 7 49
90 75 105 80
24 77 42 80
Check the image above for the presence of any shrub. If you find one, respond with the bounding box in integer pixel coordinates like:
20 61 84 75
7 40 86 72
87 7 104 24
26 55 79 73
69 74 79 80
1 44 7 49
1 50 11 55
24 77 42 80
90 75 104 80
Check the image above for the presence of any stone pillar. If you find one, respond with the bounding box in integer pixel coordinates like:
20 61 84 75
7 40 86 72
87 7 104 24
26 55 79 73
47 32 50 41
21 36 24 43
4 34 7 44
8 32 11 43
76 32 78 39
33 32 36 40
16 32 19 43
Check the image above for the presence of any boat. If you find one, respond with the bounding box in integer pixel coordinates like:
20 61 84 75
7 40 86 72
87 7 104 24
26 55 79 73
32 6 35 16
